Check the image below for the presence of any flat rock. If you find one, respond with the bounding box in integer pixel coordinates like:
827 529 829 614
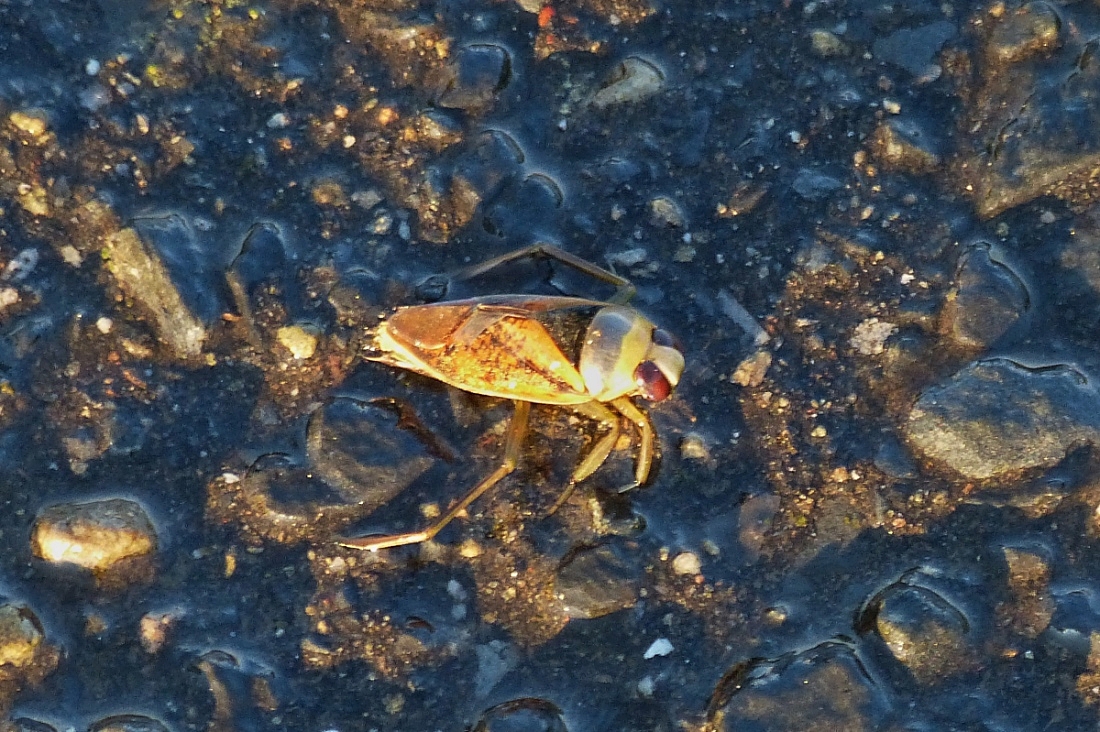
103 228 206 360
905 359 1100 480
32 498 158 572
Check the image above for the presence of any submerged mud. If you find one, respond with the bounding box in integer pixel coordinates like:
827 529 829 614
4 0 1100 730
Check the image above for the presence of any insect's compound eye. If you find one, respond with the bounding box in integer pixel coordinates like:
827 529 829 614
634 360 672 401
652 327 681 352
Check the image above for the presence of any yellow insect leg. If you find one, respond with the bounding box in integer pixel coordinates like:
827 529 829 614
547 400 621 514
611 396 654 486
338 399 531 551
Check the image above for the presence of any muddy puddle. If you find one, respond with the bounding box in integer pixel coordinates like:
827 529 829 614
3 0 1100 730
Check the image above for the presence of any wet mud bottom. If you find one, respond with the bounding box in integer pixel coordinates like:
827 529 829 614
4 0 1100 730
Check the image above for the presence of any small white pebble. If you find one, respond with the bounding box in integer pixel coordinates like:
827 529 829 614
447 579 468 602
85 59 101 75
637 676 655 696
643 638 674 659
608 247 648 268
59 245 83 267
267 112 290 129
672 551 702 576
96 317 113 334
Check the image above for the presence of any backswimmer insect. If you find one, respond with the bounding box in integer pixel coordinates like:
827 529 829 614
338 244 685 551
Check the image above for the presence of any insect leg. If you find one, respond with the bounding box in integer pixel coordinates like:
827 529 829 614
337 399 531 551
444 244 637 304
547 400 620 514
611 396 654 487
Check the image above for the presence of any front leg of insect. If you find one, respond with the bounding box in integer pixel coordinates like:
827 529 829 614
339 246 684 551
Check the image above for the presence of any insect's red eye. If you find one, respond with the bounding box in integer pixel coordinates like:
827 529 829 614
652 327 681 351
634 360 672 401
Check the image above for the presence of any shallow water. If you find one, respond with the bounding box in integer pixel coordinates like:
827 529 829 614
3 0 1100 730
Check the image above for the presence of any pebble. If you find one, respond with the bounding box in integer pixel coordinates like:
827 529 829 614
679 433 712 462
987 2 1061 64
32 498 158 572
871 118 942 173
649 196 685 228
671 551 702 576
732 350 772 388
643 637 673 659
960 3 1091 217
738 493 780 561
474 641 517 697
9 110 48 137
266 112 290 129
791 168 843 201
809 29 849 57
556 542 641 619
139 610 177 653
1002 546 1054 638
435 43 512 113
0 603 45 668
589 56 665 109
18 186 50 217
0 600 59 698
849 318 898 356
867 582 973 684
944 242 1029 350
0 288 19 310
103 228 206 360
276 324 319 360
79 84 111 111
306 397 435 507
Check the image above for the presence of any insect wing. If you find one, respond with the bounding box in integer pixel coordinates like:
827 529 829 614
378 296 594 404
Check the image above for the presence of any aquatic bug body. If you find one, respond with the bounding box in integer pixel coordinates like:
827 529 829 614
371 295 684 406
341 245 685 550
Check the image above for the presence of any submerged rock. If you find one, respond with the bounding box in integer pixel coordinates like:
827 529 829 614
472 698 568 732
0 604 45 669
555 541 642 619
0 601 60 708
905 359 1100 480
860 579 975 684
959 2 1100 216
102 228 206 360
589 57 665 109
941 242 1030 350
707 641 890 731
436 43 512 114
31 498 158 573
